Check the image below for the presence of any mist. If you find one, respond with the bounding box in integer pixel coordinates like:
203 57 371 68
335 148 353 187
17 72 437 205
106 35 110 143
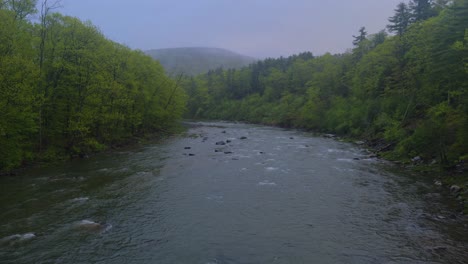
57 0 405 58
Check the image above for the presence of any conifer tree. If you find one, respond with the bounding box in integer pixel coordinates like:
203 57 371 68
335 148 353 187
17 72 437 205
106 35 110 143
352 27 367 46
409 0 435 21
388 2 411 36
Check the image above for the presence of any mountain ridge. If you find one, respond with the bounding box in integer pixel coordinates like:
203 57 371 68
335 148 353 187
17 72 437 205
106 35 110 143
145 47 256 76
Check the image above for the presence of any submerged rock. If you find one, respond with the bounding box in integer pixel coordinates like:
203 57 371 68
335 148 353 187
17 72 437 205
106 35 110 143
215 141 226 145
240 136 247 140
184 147 191 150
75 220 111 232
450 185 462 194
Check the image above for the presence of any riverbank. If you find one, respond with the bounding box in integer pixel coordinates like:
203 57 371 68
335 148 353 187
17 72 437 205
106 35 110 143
0 123 188 177
350 137 468 215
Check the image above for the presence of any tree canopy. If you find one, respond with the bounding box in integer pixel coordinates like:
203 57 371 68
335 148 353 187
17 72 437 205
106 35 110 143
182 0 468 167
0 2 186 172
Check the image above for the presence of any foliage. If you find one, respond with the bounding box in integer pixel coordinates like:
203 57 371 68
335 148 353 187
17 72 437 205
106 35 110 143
182 1 468 167
0 4 186 172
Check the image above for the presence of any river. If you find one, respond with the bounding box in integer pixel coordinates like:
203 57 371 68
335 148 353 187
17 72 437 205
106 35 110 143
0 122 467 263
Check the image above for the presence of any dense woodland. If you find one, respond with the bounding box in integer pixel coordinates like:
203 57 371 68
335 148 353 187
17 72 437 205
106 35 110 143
183 0 468 167
1 0 467 174
0 0 186 172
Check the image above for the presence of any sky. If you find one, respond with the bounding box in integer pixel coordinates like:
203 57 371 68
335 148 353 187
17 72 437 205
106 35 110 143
53 0 405 58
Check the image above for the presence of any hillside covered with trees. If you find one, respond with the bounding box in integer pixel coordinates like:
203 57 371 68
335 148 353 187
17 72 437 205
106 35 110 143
146 47 256 76
0 0 186 173
182 0 468 168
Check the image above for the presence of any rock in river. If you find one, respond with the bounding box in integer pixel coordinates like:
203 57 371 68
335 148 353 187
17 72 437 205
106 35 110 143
450 185 462 194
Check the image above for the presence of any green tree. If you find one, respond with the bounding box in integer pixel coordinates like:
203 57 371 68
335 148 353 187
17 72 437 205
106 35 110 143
0 7 38 170
388 2 411 36
409 0 435 21
4 0 37 20
352 26 367 46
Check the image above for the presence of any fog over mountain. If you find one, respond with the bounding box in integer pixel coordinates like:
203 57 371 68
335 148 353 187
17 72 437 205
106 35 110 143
58 0 404 58
146 47 257 75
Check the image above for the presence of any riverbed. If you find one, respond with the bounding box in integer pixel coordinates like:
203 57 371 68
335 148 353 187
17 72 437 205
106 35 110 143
1 122 466 263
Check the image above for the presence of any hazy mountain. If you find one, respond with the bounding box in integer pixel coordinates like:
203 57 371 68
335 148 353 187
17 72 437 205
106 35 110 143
145 47 256 76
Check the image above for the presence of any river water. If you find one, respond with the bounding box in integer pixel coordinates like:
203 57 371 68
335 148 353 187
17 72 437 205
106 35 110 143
0 122 467 264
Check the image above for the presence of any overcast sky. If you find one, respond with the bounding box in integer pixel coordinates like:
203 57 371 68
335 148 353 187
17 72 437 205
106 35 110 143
55 0 405 58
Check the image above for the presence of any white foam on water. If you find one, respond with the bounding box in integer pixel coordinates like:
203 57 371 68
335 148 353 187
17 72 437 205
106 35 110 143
20 233 36 240
71 197 89 202
1 233 36 243
78 220 97 226
265 167 279 171
336 158 354 162
206 195 224 204
258 180 277 186
102 224 113 232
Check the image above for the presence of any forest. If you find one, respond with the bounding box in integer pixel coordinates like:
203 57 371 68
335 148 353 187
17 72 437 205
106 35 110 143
0 0 186 173
182 0 468 168
1 0 467 174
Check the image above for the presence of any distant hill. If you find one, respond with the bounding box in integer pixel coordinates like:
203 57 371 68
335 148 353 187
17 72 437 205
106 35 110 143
145 47 256 76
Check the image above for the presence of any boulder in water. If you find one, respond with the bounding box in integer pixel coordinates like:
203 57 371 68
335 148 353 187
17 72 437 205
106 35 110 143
215 141 226 145
450 185 462 194
76 220 106 231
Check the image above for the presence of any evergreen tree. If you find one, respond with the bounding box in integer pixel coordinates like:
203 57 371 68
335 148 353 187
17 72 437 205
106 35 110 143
387 2 411 36
352 27 367 46
409 0 435 21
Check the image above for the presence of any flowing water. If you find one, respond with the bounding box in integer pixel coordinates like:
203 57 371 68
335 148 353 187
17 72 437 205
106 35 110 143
1 122 467 263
